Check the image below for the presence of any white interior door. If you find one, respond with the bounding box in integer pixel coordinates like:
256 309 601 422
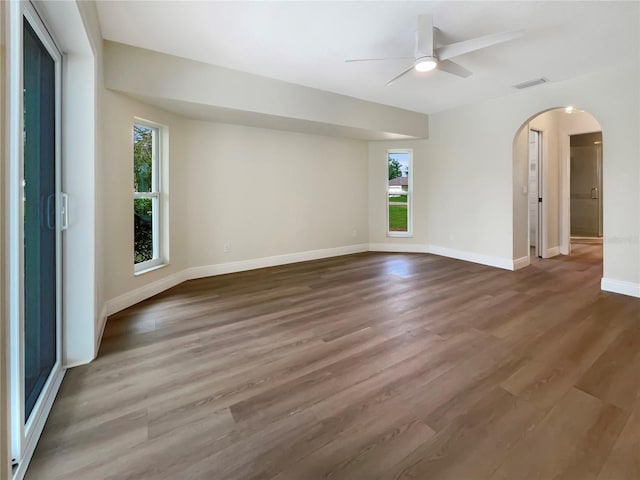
528 129 542 258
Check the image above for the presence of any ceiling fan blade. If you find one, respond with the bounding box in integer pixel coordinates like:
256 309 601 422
435 29 524 61
416 14 434 56
385 64 415 86
437 59 472 78
345 56 414 63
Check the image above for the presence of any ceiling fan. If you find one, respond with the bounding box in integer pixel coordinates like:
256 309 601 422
345 14 524 85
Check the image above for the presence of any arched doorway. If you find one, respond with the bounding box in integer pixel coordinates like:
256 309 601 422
513 107 603 268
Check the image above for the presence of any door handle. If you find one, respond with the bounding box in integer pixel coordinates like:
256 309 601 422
60 193 69 230
591 187 598 199
46 194 55 230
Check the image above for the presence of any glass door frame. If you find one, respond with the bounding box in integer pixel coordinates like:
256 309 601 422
8 0 64 471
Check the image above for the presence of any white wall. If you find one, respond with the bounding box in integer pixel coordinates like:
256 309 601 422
45 0 99 366
100 108 369 313
513 109 603 260
368 61 639 287
103 41 429 140
369 114 515 264
102 91 189 303
75 0 105 357
184 121 369 268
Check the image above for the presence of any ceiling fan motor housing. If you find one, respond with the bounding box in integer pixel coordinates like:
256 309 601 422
414 55 438 72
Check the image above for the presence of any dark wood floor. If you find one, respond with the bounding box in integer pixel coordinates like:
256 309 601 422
27 244 640 479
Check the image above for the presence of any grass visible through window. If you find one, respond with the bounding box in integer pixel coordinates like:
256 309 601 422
389 205 408 231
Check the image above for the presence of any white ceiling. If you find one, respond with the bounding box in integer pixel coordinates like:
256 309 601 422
96 1 639 115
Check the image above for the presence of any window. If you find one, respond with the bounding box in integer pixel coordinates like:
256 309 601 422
387 149 412 236
133 121 164 272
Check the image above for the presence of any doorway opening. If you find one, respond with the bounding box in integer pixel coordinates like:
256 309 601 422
513 107 603 268
570 132 603 241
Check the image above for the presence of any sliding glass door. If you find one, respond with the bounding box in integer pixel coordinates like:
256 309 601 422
23 17 58 420
10 2 63 469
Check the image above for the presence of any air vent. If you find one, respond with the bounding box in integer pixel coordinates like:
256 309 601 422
513 78 549 90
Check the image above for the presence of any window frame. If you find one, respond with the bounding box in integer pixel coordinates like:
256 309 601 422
386 148 413 238
133 119 165 273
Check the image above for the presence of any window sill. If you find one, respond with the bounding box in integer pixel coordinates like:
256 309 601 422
134 262 169 276
387 232 413 238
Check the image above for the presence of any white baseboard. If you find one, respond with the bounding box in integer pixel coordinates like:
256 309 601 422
601 278 640 298
368 243 513 271
545 246 561 258
105 269 189 317
97 245 640 364
185 243 368 280
513 256 531 270
104 243 369 318
94 303 109 356
67 304 110 369
427 245 514 270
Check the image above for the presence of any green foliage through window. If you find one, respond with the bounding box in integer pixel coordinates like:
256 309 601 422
134 124 156 264
134 199 153 263
388 158 402 180
134 125 153 192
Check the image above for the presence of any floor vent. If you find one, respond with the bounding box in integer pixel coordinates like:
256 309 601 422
513 77 549 89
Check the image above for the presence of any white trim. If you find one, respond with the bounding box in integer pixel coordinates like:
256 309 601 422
105 243 369 316
92 303 109 360
425 245 514 270
513 256 531 270
186 244 369 280
185 243 369 280
8 0 24 462
99 245 640 356
134 262 168 276
368 243 514 270
545 246 561 258
386 148 413 237
133 120 166 273
387 232 413 238
106 269 189 317
368 243 430 253
11 368 65 480
601 278 640 298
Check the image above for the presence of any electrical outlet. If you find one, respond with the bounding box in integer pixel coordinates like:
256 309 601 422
223 243 230 253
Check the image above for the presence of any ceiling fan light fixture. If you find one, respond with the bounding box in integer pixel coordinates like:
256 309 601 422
414 56 438 72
